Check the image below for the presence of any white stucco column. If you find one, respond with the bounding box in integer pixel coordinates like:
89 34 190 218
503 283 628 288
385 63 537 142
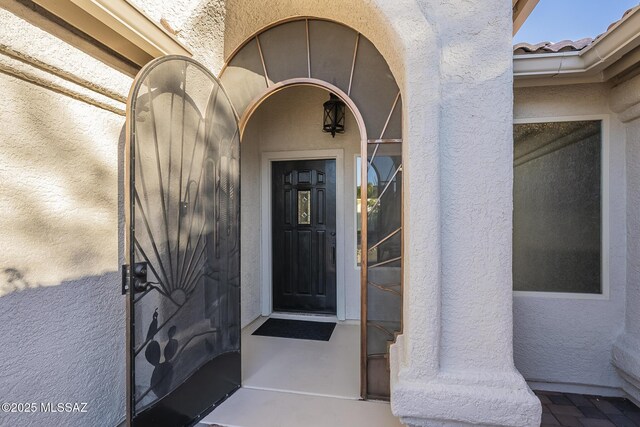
611 75 640 405
389 0 541 425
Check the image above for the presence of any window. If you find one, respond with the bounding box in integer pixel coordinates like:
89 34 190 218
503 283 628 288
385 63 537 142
513 120 602 294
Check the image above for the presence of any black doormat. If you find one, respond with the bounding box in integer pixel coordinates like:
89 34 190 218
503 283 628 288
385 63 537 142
252 318 336 341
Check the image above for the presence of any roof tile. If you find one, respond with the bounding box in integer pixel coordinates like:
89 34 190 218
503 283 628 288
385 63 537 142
513 4 640 55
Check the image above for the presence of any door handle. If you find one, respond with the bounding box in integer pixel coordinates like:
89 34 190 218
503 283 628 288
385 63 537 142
122 262 149 294
330 232 336 266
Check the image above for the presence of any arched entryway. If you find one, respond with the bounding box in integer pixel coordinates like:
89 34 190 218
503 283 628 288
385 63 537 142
220 17 404 400
124 2 541 425
123 17 407 426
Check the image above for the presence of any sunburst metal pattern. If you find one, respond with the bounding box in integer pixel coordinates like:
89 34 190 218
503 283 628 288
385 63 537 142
126 57 240 416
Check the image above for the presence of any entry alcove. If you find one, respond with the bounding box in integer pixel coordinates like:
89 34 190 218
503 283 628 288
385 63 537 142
220 17 404 400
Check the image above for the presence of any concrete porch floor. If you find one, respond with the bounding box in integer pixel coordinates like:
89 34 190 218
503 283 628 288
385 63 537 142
193 317 640 427
200 316 403 427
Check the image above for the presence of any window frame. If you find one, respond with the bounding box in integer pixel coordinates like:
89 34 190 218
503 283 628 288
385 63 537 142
512 114 611 300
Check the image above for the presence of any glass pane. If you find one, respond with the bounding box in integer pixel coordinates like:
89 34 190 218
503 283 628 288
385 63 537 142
356 156 385 266
513 120 601 293
298 190 311 225
364 142 402 399
129 58 240 416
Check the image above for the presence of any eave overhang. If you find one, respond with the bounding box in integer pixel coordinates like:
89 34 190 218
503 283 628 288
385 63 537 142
30 0 191 69
513 0 539 35
514 7 640 87
22 0 534 75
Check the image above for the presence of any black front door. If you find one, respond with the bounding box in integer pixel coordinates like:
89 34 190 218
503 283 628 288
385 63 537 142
272 159 337 314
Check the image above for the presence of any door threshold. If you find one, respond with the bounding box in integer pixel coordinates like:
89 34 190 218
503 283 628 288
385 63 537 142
269 312 338 323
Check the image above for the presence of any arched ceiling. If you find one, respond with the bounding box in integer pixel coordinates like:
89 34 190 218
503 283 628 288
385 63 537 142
219 18 402 140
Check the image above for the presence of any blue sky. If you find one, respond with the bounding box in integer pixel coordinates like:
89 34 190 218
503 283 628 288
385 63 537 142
514 0 639 44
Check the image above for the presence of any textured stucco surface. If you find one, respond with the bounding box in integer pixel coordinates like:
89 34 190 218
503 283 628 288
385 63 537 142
0 6 129 426
128 0 227 74
0 5 130 117
0 71 126 425
0 7 131 97
435 0 516 372
240 85 361 326
610 74 640 404
514 83 627 394
389 0 541 424
0 73 125 292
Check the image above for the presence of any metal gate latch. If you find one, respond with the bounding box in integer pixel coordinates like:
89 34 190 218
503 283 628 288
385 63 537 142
121 262 149 294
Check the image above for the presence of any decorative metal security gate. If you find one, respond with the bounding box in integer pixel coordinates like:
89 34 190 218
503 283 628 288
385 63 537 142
123 56 240 426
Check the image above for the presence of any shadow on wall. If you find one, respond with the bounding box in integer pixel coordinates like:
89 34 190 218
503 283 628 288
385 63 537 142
0 73 128 426
0 271 125 427
0 74 125 296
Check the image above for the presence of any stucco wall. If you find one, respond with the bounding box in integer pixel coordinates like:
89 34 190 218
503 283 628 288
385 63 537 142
240 85 361 326
128 0 227 74
514 83 626 393
0 5 130 426
615 110 640 403
609 72 640 404
433 0 518 375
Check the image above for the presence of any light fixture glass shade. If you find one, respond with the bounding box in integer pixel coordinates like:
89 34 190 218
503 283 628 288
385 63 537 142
322 93 346 137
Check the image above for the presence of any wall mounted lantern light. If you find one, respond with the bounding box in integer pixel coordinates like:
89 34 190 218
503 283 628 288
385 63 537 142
322 93 346 137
